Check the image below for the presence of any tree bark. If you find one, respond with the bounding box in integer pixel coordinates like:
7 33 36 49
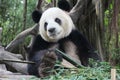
36 0 42 10
108 0 120 65
69 0 86 24
23 0 27 30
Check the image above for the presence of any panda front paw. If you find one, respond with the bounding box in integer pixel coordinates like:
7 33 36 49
38 51 57 77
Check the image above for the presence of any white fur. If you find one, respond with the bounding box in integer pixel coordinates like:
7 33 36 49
39 7 75 42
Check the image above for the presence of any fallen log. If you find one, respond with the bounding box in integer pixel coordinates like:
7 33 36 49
0 46 28 74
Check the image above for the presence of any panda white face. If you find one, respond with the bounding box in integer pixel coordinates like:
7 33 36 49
39 8 75 42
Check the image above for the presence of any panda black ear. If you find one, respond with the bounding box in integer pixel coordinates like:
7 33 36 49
58 0 71 12
32 10 42 23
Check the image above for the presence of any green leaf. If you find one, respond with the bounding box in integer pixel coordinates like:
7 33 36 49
45 0 52 3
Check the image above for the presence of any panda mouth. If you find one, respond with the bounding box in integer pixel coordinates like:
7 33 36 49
50 33 56 36
49 32 61 37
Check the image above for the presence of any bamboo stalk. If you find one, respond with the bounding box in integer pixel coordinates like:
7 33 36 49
0 59 35 64
55 49 84 68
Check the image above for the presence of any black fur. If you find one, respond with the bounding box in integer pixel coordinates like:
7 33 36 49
58 30 101 66
27 35 55 76
27 50 48 77
58 0 71 12
27 35 62 77
32 10 42 23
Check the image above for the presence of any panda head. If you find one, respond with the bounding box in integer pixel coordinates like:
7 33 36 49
39 8 75 42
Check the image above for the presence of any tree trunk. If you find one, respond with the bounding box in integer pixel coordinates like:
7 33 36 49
108 0 120 66
70 0 104 61
23 0 27 30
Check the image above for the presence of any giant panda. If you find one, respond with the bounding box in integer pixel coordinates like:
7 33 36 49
27 0 72 77
27 0 101 77
38 7 101 66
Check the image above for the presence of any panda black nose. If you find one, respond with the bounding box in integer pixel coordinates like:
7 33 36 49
48 28 55 33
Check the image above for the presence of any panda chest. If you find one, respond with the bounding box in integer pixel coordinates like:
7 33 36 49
61 41 81 68
63 41 78 56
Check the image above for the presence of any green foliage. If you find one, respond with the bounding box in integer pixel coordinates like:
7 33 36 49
0 0 36 46
45 0 52 3
104 10 109 26
109 48 120 61
104 1 120 65
27 61 120 80
104 3 113 27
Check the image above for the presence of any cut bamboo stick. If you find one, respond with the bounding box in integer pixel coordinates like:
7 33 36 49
111 69 116 80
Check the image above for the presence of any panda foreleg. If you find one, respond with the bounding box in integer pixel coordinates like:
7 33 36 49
38 51 57 77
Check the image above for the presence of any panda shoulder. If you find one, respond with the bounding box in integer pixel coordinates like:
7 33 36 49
68 29 89 43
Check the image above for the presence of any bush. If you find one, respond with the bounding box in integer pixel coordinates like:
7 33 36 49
27 61 120 80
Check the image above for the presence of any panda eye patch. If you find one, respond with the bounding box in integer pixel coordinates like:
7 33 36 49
55 18 61 25
44 22 48 31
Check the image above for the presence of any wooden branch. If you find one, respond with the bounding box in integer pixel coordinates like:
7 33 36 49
3 50 23 59
0 46 28 74
69 0 87 24
36 0 42 10
23 0 27 31
0 68 13 75
0 74 34 80
69 0 91 24
6 24 39 51
0 59 35 64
